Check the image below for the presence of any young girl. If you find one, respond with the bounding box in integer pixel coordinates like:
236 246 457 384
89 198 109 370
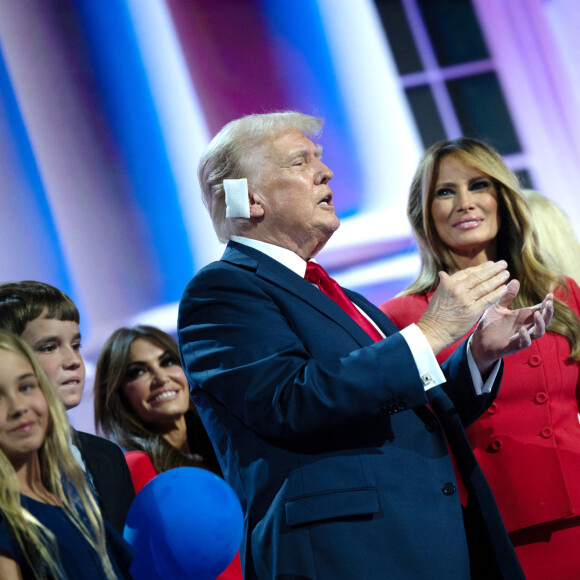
0 330 132 579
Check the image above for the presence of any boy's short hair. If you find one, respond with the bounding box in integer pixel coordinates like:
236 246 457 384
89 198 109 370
0 281 79 336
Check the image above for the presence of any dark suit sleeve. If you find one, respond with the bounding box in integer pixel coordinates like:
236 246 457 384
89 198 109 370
178 264 480 442
76 432 135 534
438 338 503 428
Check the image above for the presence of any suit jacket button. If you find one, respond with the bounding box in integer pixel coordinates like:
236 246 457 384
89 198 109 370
540 427 553 438
442 482 456 495
487 403 498 414
488 439 502 452
528 354 542 367
534 392 548 404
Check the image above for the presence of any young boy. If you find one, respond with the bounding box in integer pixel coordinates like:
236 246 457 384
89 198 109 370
0 281 135 534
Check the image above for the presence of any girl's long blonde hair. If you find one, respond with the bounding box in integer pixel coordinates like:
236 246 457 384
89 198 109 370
403 137 580 362
0 330 118 579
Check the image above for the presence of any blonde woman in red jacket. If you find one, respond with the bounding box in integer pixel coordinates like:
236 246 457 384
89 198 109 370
381 137 580 580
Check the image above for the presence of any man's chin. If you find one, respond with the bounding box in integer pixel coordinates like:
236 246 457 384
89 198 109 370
326 216 341 236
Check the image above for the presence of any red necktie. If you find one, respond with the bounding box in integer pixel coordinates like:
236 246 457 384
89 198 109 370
305 262 383 342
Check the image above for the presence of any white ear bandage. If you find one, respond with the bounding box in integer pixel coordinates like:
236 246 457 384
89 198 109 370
223 178 250 218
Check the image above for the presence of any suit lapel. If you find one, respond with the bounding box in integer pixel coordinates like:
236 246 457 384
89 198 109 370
222 242 383 346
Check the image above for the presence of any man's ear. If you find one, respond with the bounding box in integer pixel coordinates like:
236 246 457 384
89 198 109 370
249 190 265 218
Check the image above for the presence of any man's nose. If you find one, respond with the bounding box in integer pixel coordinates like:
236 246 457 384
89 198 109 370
317 160 333 185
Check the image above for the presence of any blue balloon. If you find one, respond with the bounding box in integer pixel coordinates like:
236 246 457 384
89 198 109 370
124 467 244 580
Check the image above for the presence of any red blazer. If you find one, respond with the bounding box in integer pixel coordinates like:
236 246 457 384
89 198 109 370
124 451 243 580
381 278 580 533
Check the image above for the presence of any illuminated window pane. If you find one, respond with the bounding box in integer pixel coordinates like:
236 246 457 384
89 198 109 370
446 73 521 154
375 0 423 74
406 85 446 147
418 0 489 66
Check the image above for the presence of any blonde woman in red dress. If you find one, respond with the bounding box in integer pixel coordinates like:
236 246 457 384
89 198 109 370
381 137 580 580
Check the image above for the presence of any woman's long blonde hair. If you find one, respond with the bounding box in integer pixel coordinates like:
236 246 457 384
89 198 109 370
403 137 580 361
0 330 118 579
521 189 580 284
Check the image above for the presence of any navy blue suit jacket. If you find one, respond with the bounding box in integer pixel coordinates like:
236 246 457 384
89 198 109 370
178 241 523 580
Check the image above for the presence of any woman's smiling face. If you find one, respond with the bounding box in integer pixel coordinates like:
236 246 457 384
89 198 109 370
430 154 501 268
121 338 190 427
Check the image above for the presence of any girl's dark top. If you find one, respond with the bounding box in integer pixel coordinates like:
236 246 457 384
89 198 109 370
0 495 133 579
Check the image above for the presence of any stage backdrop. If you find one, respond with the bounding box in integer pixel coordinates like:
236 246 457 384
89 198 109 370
1 0 579 431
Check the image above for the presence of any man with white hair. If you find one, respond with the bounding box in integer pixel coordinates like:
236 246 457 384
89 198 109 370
178 111 551 579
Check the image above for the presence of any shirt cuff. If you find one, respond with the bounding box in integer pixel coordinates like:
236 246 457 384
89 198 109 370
466 335 501 395
400 324 446 391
